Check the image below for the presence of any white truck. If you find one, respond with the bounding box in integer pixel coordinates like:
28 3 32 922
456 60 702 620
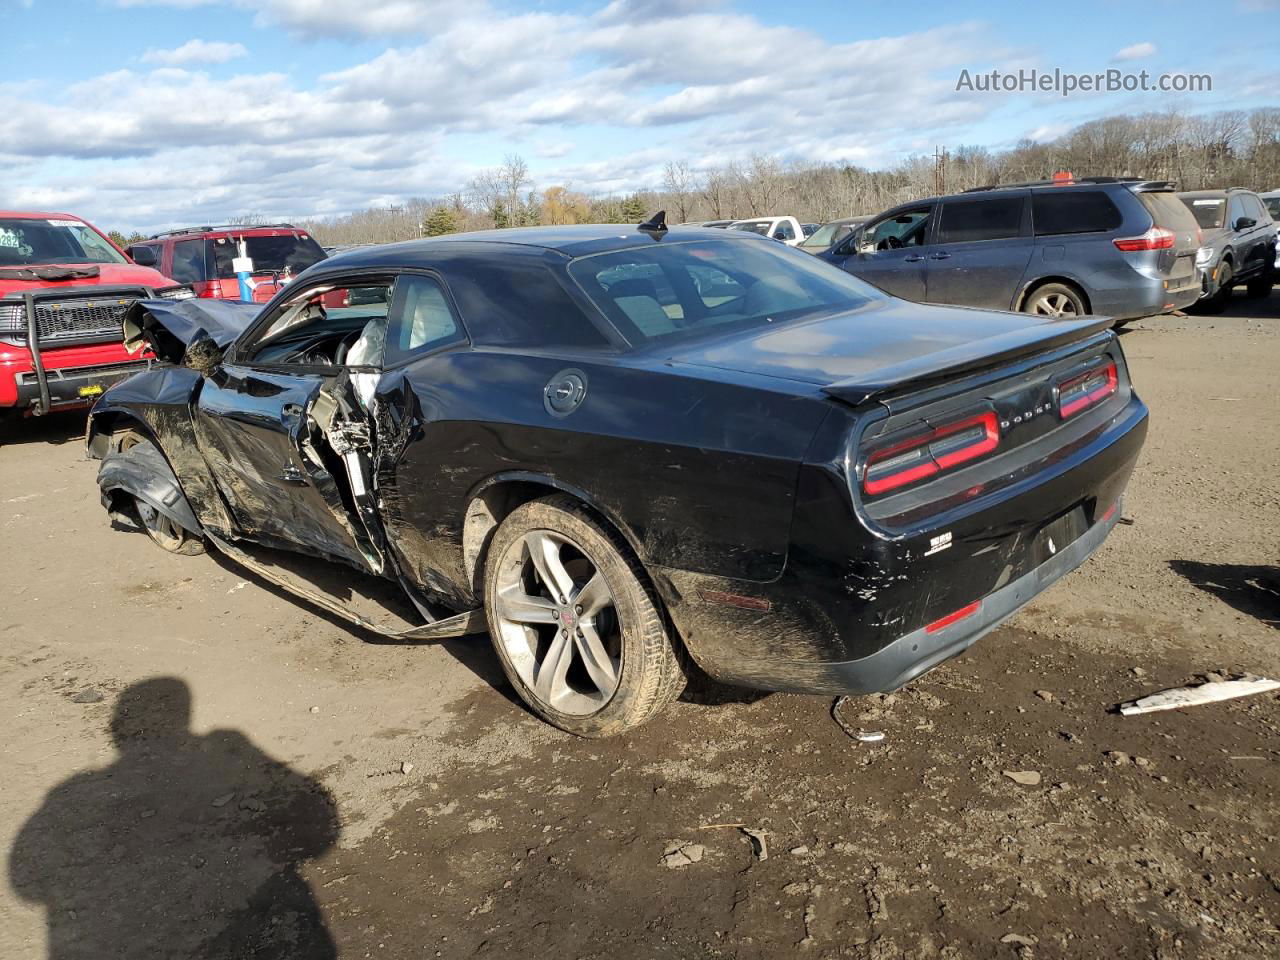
726 216 808 247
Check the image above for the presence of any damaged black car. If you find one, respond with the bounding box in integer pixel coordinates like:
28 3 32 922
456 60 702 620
87 219 1148 736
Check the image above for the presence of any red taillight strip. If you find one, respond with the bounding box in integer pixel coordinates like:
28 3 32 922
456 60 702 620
1113 226 1175 251
863 411 1000 496
925 600 982 633
1058 361 1118 419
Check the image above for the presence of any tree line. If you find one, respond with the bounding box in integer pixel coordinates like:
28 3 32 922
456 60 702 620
114 107 1280 246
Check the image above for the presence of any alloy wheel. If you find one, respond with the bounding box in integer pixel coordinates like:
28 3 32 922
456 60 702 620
492 530 622 716
1030 292 1079 317
135 499 185 552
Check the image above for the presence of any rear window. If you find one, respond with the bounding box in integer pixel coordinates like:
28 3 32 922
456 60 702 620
1032 191 1122 236
446 259 610 350
1138 191 1200 235
568 238 883 347
937 197 1024 244
211 233 327 279
1183 197 1226 230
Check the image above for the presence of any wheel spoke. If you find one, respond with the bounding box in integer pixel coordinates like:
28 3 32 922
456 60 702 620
533 630 574 703
574 624 619 695
496 587 558 625
526 532 574 603
572 572 611 618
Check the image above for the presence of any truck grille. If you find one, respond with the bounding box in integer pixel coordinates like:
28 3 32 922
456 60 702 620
33 299 132 344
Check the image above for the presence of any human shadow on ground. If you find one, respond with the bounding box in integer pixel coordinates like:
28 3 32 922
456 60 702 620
1169 560 1279 629
9 677 339 959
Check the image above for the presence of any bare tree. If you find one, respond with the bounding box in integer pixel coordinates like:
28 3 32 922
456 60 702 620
662 160 698 223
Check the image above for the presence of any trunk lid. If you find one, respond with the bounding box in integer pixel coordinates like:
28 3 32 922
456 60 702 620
664 298 1114 405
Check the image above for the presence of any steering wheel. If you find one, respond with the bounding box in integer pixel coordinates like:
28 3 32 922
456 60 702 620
878 235 903 250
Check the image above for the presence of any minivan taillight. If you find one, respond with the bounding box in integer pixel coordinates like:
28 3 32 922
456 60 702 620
1113 226 1175 251
862 411 1000 496
1057 361 1118 419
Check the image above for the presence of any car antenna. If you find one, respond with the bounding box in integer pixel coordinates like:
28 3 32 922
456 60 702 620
638 210 668 237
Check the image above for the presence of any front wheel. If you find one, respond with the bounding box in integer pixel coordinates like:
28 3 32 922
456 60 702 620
483 495 685 737
133 495 206 556
1023 282 1086 318
1197 261 1232 314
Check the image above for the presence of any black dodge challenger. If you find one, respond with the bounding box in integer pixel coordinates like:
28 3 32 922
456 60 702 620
87 219 1147 736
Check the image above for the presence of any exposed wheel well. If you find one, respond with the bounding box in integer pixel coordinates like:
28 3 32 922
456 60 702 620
86 411 157 458
462 479 643 602
1016 277 1091 314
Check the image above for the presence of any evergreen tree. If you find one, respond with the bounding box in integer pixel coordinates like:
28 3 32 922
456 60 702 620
423 207 458 236
620 194 646 222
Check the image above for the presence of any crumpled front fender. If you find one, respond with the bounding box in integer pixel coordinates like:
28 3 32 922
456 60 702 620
98 441 202 536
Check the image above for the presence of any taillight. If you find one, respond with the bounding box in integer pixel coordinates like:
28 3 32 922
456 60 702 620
1113 226 1175 251
862 411 1000 496
1057 361 1118 419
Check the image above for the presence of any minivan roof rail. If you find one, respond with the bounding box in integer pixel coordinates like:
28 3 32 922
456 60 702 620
146 223 300 240
961 176 1175 194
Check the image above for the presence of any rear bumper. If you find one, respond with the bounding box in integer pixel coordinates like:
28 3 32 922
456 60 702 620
1104 273 1201 320
764 503 1121 694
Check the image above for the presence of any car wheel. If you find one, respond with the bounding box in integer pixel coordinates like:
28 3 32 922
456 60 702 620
483 494 685 737
1198 261 1232 314
1023 283 1086 318
1245 271 1273 299
133 495 206 556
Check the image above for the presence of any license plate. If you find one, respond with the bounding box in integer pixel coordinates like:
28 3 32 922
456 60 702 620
77 384 105 398
1034 505 1087 565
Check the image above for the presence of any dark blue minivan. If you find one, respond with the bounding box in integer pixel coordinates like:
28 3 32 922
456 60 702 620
818 177 1203 324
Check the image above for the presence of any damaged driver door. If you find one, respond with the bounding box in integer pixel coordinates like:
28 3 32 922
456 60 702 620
192 276 396 572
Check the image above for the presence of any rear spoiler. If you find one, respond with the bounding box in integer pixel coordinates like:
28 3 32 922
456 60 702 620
822 315 1116 407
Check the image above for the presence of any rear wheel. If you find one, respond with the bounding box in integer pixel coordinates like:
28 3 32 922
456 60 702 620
1246 268 1273 299
483 494 684 737
1023 282 1086 318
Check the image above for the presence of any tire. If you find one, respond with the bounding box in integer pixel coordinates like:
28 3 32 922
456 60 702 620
114 432 206 556
1022 282 1086 318
483 494 685 737
1197 261 1232 314
1246 270 1273 299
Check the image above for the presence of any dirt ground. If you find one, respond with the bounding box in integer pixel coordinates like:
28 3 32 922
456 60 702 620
1 294 1277 959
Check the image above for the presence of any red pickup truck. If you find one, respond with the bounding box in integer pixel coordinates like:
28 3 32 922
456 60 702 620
0 211 179 416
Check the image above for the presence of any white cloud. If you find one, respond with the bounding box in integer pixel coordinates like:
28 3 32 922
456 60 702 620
141 39 248 66
1112 41 1157 62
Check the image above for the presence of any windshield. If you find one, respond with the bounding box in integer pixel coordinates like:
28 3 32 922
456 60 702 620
729 221 771 236
0 217 127 267
1264 197 1280 220
799 222 855 249
568 238 884 347
1182 197 1227 230
211 233 327 279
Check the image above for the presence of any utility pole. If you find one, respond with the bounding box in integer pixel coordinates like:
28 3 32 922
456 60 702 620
934 146 949 195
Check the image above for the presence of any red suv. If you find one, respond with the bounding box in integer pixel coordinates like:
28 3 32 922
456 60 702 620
126 224 327 303
0 211 180 416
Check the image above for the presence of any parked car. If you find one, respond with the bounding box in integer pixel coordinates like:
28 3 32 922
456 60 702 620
799 216 872 255
126 224 327 304
1179 189 1277 313
801 223 819 238
1264 190 1280 270
0 210 182 416
87 221 1147 736
817 177 1203 324
728 216 807 246
676 220 734 229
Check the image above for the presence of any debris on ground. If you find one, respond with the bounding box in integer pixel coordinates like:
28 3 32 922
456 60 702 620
1035 690 1054 702
400 761 414 775
661 841 705 868
856 730 885 742
210 792 235 808
741 827 768 861
1001 933 1037 945
70 688 104 703
1003 770 1042 786
1118 674 1280 716
789 845 809 856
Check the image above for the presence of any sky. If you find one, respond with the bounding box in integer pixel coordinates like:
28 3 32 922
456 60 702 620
2 0 1277 232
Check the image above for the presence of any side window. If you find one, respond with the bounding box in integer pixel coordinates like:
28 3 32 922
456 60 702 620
1032 191 1122 236
448 260 611 349
384 275 464 365
1245 195 1269 224
1228 195 1247 227
247 278 394 366
937 197 1024 244
169 239 206 283
866 207 932 249
773 221 795 241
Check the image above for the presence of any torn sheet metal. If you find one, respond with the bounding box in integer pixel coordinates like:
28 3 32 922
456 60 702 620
98 440 202 535
122 298 259 361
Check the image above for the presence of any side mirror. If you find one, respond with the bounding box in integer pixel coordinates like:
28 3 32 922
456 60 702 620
1236 217 1256 231
130 246 158 267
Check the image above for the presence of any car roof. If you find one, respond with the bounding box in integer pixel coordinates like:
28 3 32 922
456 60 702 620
0 210 89 220
323 224 762 265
